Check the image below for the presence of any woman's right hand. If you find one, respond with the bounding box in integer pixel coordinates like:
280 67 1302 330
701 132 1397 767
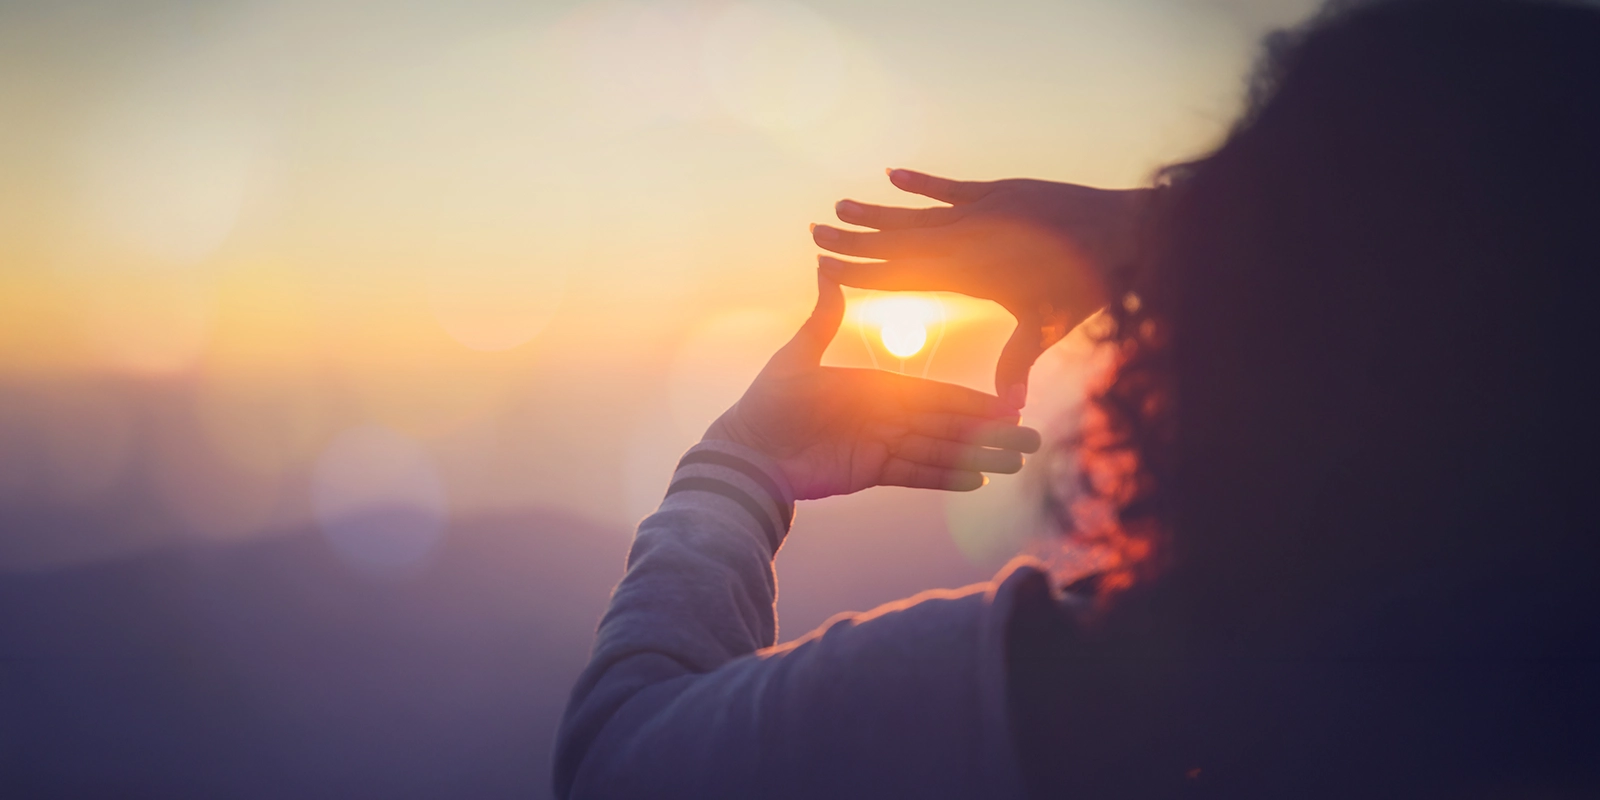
705 273 1041 502
812 169 1149 407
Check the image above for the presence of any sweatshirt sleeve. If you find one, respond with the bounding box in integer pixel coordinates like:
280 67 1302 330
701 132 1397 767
551 439 1032 800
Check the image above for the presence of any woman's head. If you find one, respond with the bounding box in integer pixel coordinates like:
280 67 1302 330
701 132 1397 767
1070 0 1600 647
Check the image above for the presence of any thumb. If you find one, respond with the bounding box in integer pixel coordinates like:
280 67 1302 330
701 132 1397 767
995 319 1045 410
781 270 846 365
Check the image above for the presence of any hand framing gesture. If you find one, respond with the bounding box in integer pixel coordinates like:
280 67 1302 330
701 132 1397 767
705 274 1042 501
812 169 1149 406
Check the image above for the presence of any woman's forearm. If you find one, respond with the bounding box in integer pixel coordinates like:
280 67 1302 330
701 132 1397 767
552 436 1033 800
552 439 794 798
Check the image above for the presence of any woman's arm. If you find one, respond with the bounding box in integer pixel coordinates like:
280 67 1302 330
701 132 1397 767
552 438 796 798
554 442 1040 799
554 276 1041 799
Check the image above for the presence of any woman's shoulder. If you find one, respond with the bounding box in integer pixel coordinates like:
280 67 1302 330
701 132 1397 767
770 556 1054 663
740 558 1052 799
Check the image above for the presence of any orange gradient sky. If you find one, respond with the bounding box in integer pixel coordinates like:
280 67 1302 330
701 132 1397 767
0 0 1317 571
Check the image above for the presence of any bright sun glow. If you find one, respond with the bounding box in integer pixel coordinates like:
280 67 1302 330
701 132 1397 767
855 295 944 360
880 320 926 358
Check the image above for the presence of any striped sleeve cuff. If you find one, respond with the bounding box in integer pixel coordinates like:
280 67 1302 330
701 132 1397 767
661 439 797 553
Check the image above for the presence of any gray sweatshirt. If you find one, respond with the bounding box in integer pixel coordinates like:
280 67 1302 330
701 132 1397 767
553 438 1037 799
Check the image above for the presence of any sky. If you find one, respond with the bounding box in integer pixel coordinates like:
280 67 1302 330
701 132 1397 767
0 0 1317 571
0 0 1330 794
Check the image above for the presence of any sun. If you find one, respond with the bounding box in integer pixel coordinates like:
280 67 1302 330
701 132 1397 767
880 319 926 358
855 295 943 360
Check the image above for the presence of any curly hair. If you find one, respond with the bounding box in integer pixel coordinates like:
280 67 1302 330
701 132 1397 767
1053 0 1600 615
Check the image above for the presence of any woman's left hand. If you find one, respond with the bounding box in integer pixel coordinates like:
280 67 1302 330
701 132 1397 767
704 273 1043 501
812 169 1147 405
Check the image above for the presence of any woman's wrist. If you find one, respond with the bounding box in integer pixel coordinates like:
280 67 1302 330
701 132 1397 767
703 406 776 463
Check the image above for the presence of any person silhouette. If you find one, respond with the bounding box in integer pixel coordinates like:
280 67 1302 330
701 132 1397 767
556 1 1600 796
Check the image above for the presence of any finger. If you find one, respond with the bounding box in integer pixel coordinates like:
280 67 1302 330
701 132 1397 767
894 435 1025 474
995 321 1047 407
834 199 962 230
907 413 1042 453
779 271 846 365
873 371 1013 418
817 255 962 293
887 168 994 205
812 224 951 260
864 420 910 442
879 458 986 491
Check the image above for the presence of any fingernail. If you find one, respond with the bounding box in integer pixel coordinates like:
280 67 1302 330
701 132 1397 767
835 199 861 217
1005 383 1028 411
887 168 907 181
817 255 841 275
812 225 837 242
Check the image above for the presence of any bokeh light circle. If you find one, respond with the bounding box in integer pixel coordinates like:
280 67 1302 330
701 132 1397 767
68 46 267 271
770 35 926 175
701 0 846 132
311 424 449 577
